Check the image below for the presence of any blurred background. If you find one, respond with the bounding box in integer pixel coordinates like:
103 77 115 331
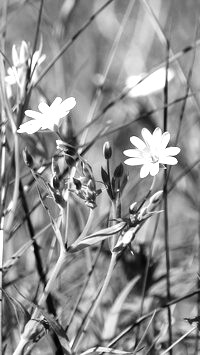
3 0 200 354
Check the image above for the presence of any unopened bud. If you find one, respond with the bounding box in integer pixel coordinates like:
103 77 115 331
52 175 60 190
87 178 95 191
82 162 92 179
114 163 124 178
52 157 60 176
148 190 163 210
23 148 34 168
146 190 163 214
73 178 82 190
129 202 137 214
103 141 112 159
53 192 67 208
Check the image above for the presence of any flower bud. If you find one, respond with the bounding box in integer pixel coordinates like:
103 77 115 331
103 141 112 159
23 147 33 168
52 157 60 176
147 190 163 213
52 175 60 190
129 202 137 214
73 177 82 190
114 163 124 178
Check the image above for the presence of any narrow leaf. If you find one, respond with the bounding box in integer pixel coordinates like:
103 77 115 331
101 167 109 186
102 276 140 340
80 346 133 355
69 222 127 252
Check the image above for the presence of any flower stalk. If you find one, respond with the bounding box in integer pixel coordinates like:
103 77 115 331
72 252 117 352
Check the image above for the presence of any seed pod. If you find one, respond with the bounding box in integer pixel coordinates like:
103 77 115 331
103 141 112 159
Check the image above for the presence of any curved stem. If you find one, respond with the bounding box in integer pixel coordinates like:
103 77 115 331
13 250 67 355
78 208 95 241
72 252 117 352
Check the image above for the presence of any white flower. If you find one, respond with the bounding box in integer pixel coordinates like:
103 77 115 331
17 97 76 134
5 40 46 95
126 67 174 98
124 127 180 178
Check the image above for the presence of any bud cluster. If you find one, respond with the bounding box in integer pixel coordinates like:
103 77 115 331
72 160 101 209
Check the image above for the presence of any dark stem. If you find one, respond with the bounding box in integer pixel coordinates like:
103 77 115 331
19 181 64 354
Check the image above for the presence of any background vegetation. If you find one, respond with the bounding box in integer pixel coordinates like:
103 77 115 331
1 0 200 354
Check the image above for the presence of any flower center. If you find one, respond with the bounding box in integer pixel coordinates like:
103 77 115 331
151 154 159 163
143 148 159 164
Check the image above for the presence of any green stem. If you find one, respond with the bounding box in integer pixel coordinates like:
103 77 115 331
5 133 20 232
72 252 117 352
13 250 67 355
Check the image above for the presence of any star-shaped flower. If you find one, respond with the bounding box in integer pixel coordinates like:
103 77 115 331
17 97 76 134
123 127 180 178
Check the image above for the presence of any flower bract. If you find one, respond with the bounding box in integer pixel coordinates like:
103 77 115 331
123 127 180 178
17 97 76 134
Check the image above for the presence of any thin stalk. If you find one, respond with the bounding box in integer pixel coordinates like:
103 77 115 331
163 40 172 353
136 176 156 213
69 207 95 250
161 326 196 355
134 310 157 353
134 213 159 346
18 182 63 353
64 165 76 246
31 0 44 62
76 39 200 138
13 250 67 355
72 252 117 352
79 0 134 149
107 288 200 350
0 111 6 355
65 244 102 332
98 89 200 141
34 0 115 86
142 0 200 116
195 194 200 354
0 8 8 349
5 133 20 233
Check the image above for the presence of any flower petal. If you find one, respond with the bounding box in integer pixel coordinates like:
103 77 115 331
140 164 151 178
130 136 146 150
12 45 19 66
123 149 142 158
50 97 62 109
20 41 28 63
161 131 170 149
150 162 159 176
17 120 42 134
38 102 50 114
153 127 162 146
60 97 76 111
162 147 180 156
141 128 153 148
159 156 178 165
124 158 145 166
25 110 43 120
